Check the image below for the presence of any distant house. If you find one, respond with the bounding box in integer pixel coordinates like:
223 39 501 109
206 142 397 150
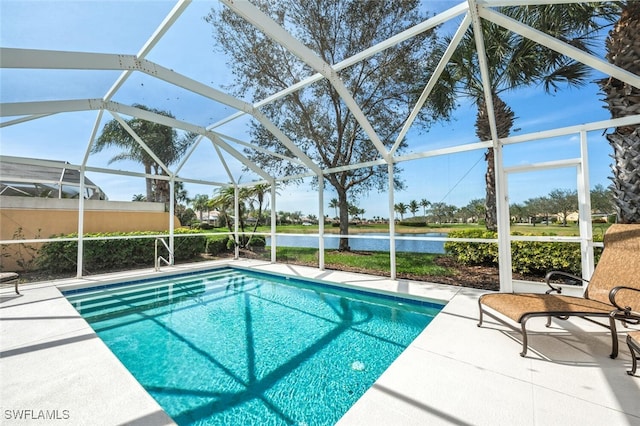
563 212 580 223
558 211 611 224
193 210 222 227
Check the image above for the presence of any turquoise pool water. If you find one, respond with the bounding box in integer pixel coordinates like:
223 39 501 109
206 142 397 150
64 268 443 425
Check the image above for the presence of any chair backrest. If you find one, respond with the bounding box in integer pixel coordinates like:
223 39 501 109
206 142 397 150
585 223 640 308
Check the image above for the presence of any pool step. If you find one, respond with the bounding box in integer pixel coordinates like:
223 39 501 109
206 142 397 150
68 269 249 322
65 268 242 306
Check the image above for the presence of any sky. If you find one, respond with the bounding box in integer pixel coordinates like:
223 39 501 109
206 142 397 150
0 0 618 220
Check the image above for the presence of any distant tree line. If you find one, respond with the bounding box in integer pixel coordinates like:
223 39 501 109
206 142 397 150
393 184 614 225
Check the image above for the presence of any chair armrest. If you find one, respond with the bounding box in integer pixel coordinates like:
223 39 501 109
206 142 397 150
609 286 640 317
544 271 588 294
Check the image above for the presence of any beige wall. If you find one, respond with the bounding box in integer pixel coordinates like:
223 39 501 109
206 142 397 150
1 197 181 271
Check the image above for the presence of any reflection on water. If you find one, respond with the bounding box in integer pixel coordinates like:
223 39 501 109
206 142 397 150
266 233 446 254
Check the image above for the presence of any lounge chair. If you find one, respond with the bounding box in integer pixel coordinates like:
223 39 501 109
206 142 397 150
478 223 640 358
0 272 20 294
610 286 640 375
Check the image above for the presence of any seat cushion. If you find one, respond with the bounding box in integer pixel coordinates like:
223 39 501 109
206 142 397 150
0 272 19 283
480 293 613 323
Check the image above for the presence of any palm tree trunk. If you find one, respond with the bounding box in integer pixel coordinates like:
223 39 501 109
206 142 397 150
144 162 153 201
598 2 640 223
484 147 498 231
607 130 640 222
476 94 515 232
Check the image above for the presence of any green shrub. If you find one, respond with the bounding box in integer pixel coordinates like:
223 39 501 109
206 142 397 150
38 230 208 273
37 235 79 272
173 228 207 260
444 229 498 265
206 236 232 255
398 221 427 227
445 229 603 276
247 235 266 250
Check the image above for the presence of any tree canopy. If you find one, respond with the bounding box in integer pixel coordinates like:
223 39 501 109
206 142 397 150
207 0 443 249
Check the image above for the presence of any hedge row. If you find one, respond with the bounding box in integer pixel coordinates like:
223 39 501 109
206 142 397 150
37 231 269 273
444 229 602 276
38 229 209 273
398 221 428 227
205 235 266 255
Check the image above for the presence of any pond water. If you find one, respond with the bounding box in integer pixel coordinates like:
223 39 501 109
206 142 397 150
266 232 446 254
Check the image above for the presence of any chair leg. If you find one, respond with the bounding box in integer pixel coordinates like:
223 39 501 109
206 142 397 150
628 335 639 376
477 297 485 327
609 316 618 359
520 318 529 357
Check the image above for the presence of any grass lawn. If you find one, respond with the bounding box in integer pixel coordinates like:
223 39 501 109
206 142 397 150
216 222 611 284
257 247 452 277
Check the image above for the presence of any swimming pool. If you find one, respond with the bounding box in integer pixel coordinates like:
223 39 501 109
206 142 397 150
64 267 444 425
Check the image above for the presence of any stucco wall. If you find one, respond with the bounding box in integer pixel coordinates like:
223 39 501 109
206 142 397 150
0 197 181 271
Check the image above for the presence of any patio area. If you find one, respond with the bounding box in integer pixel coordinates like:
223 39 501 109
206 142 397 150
1 259 638 425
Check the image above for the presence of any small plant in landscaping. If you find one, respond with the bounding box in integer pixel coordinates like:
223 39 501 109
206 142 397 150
1 227 42 272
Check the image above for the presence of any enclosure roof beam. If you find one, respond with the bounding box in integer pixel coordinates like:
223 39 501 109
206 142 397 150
249 109 322 175
0 99 102 117
501 114 640 145
211 142 236 185
0 113 54 128
174 135 204 177
103 0 191 101
504 158 580 174
0 47 253 113
0 47 321 174
0 98 274 182
108 110 172 177
481 7 640 88
469 0 500 143
0 154 227 186
215 133 306 167
109 102 275 182
220 0 391 162
390 13 473 156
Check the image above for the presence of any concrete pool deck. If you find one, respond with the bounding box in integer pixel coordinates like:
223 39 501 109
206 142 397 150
1 259 638 425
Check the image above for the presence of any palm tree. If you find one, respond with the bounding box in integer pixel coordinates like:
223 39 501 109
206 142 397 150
409 200 419 218
420 198 430 221
246 183 271 234
92 105 195 202
174 181 189 209
433 4 618 231
210 187 237 233
598 2 640 223
347 203 359 221
394 202 408 221
192 194 210 221
328 198 339 220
